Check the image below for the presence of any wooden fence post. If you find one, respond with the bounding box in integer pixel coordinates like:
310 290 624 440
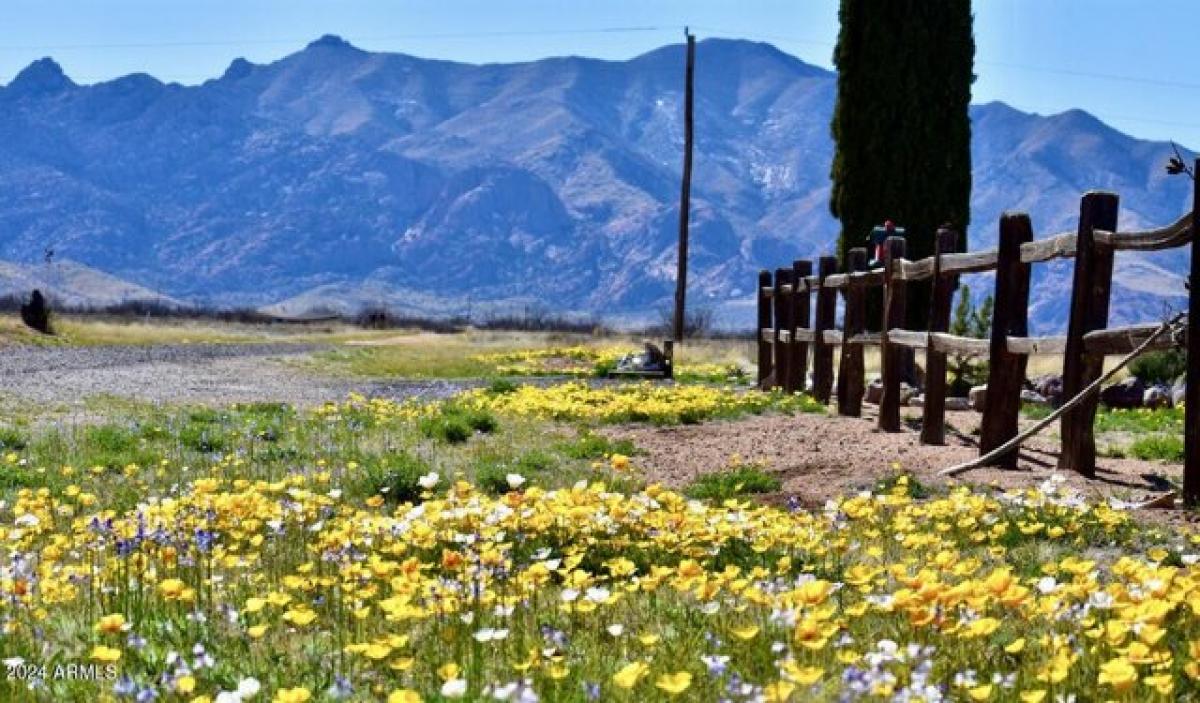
1185 160 1199 505
790 259 813 393
812 256 839 403
837 248 868 416
921 228 959 445
878 237 907 432
757 270 773 389
1059 192 1119 477
773 268 792 391
979 214 1033 467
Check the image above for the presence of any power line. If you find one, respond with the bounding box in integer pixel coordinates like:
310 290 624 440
692 26 1200 94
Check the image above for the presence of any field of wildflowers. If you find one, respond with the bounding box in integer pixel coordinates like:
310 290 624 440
0 380 1198 702
472 346 748 384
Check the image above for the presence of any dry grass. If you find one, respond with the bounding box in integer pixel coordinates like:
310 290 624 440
0 313 416 347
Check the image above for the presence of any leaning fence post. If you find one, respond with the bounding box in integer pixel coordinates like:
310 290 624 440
1185 160 1199 505
921 228 959 445
812 256 838 403
1059 192 1119 477
878 237 907 432
773 268 792 391
757 270 773 389
979 214 1033 467
837 249 868 416
790 259 813 393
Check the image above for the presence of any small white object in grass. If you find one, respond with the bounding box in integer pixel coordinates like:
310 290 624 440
418 472 440 489
506 473 526 489
607 624 624 637
237 677 261 698
441 679 468 698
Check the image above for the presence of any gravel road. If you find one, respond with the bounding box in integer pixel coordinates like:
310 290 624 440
0 343 474 407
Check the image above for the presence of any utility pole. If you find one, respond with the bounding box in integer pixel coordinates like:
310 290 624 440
672 27 695 342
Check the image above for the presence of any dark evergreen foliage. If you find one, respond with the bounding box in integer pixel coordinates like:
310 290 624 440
830 0 975 329
19 289 52 334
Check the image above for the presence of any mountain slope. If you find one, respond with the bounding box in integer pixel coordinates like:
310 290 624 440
0 37 1192 331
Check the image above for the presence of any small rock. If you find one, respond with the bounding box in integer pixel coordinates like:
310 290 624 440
910 394 925 408
1143 385 1171 409
1020 389 1049 405
969 385 987 411
865 378 883 405
1100 377 1145 409
1030 374 1064 407
945 396 971 412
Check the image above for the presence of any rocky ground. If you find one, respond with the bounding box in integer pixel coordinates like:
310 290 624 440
0 343 475 407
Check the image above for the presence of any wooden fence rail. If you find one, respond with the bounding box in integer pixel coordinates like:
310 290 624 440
755 163 1200 504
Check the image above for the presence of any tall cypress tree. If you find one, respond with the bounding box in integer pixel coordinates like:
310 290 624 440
830 0 975 331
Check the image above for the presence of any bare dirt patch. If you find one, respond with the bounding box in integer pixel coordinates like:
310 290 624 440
604 406 1185 512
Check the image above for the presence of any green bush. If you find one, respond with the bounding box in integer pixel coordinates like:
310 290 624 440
0 426 28 451
1128 350 1187 386
486 378 520 395
179 423 229 453
419 415 472 444
363 452 434 503
592 358 618 377
684 466 781 501
474 463 516 495
461 408 498 434
84 425 139 454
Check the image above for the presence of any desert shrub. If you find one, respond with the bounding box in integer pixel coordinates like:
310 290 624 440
1129 349 1187 386
474 463 515 496
460 408 498 434
361 452 433 503
419 415 471 444
178 423 229 453
0 426 28 451
685 465 781 501
486 378 520 395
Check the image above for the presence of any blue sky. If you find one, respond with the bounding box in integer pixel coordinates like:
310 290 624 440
2 0 1198 149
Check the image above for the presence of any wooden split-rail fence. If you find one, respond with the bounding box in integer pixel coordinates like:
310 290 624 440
756 161 1200 503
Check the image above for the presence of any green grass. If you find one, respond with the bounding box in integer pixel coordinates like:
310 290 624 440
0 395 640 511
1020 403 1184 434
1128 434 1186 462
684 465 782 501
556 432 639 460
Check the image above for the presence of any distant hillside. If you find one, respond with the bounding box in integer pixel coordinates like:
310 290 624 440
0 260 179 308
0 36 1192 331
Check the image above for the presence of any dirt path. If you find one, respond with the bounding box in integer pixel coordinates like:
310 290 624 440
0 343 474 407
606 406 1186 510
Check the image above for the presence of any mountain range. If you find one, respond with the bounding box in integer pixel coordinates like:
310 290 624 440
0 35 1193 332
